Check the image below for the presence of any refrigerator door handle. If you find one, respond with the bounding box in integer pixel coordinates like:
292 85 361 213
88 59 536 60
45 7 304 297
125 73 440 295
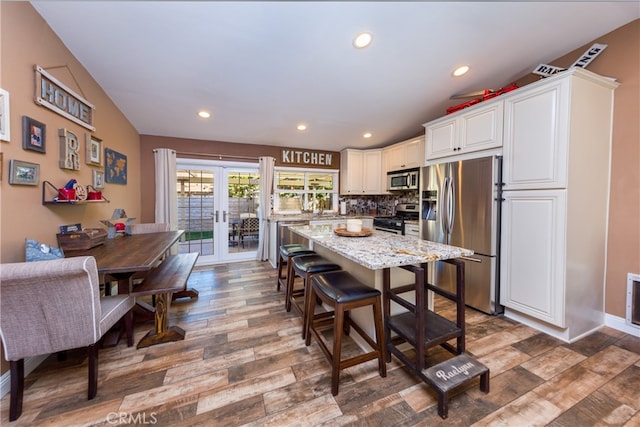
447 175 455 233
440 177 449 236
460 256 483 263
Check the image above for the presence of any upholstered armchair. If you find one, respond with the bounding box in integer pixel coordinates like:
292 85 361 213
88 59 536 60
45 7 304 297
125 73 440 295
0 256 135 421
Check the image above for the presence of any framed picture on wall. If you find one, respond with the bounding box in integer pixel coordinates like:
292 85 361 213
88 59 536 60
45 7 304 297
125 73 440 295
0 88 10 142
93 169 105 189
22 116 46 153
85 133 102 166
9 159 39 185
104 147 127 184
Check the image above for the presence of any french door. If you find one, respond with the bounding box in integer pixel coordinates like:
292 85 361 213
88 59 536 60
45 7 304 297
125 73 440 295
176 159 260 264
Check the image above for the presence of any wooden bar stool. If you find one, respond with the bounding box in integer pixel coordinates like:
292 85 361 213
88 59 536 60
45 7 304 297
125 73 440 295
286 254 340 338
277 244 315 291
305 270 387 395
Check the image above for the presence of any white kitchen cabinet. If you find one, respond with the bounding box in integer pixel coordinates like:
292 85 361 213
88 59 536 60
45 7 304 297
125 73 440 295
424 101 503 161
500 68 618 342
500 190 567 326
340 148 383 195
383 136 425 172
363 150 384 194
502 80 568 190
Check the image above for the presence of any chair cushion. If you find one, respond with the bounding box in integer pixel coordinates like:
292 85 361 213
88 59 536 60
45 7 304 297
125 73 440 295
99 295 135 335
312 270 380 303
281 247 316 260
279 244 312 257
291 254 340 274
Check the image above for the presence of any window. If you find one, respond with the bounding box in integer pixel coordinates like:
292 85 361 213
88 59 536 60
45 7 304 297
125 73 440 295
273 168 339 213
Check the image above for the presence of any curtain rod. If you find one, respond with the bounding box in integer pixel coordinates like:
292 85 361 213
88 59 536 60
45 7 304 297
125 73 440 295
174 151 259 161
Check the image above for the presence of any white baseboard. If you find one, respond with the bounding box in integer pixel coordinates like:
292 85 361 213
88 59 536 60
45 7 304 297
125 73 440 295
0 355 48 399
605 313 640 337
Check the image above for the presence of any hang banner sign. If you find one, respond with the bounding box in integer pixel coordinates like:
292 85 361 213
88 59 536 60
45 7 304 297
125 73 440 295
532 43 607 77
34 65 96 131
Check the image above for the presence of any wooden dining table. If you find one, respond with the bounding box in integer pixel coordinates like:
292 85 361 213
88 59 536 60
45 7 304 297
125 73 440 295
64 230 184 293
64 230 184 345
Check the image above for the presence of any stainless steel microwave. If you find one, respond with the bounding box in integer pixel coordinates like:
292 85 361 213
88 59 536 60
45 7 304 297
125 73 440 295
387 168 419 191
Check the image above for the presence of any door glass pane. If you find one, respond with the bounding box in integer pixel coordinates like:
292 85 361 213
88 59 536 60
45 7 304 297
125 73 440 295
177 169 215 256
228 170 260 252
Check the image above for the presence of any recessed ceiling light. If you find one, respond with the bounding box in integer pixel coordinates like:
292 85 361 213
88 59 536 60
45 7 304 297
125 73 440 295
363 132 372 139
452 65 470 77
296 123 307 131
197 110 211 119
353 32 373 49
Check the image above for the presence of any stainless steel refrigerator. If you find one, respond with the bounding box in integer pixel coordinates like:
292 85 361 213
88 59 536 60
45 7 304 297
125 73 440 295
420 155 503 314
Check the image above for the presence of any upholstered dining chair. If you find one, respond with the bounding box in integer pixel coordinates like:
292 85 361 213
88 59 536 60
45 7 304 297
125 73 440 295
0 256 135 421
129 222 171 235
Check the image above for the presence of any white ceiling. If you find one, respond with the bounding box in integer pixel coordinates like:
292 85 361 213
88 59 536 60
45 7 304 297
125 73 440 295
32 1 639 152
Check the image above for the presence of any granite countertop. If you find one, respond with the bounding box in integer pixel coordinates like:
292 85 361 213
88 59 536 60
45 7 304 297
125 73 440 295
289 224 473 270
268 213 372 222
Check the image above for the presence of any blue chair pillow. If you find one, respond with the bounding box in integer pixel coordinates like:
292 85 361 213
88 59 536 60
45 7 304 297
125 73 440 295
25 239 64 262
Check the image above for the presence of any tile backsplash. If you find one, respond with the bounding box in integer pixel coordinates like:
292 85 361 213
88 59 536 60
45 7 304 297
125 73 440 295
341 191 419 216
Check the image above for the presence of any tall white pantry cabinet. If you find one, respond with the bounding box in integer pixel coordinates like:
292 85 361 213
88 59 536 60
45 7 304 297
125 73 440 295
500 68 619 342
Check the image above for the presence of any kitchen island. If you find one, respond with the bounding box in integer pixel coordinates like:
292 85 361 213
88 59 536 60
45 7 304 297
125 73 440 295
289 224 474 374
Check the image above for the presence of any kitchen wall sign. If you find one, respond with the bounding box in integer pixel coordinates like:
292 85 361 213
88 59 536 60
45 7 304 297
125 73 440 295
280 149 335 167
34 65 96 131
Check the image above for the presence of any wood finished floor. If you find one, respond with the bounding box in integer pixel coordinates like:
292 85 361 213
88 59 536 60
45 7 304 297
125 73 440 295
2 261 639 426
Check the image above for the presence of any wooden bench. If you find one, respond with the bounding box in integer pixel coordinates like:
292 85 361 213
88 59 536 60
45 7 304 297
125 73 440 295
422 353 489 419
131 252 199 348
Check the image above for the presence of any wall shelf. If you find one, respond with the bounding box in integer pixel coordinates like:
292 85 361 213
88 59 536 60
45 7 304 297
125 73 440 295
42 180 110 205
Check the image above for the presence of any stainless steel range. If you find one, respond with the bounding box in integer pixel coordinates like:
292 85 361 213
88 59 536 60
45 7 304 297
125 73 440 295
373 204 420 235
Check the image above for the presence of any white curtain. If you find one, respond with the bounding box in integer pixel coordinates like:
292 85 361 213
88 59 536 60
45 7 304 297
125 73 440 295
154 148 177 231
256 156 275 261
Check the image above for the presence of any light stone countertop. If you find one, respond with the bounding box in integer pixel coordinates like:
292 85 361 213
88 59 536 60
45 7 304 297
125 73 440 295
289 224 473 270
268 213 373 222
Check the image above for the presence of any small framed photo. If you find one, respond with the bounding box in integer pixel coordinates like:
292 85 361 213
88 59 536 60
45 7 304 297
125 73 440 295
0 88 10 142
93 169 105 189
22 116 46 153
85 133 102 166
9 159 40 185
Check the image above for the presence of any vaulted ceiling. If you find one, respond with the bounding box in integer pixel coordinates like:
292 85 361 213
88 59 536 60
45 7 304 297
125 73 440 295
32 2 639 152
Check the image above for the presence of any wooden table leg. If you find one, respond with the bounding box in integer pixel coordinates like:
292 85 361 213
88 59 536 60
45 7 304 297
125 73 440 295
136 292 185 349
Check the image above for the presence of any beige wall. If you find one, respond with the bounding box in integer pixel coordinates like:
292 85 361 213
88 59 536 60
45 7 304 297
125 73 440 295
0 3 141 372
